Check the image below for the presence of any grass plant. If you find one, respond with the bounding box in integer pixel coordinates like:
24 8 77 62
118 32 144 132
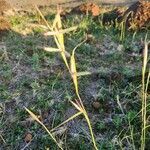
25 6 98 150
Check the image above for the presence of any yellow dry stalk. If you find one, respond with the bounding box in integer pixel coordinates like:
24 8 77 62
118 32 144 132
70 99 98 150
70 101 98 150
26 6 98 150
83 111 98 150
53 12 98 149
145 71 150 93
142 71 150 131
141 37 149 150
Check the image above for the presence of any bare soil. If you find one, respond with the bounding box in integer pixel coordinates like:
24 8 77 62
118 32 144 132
0 0 139 13
0 0 11 14
0 16 10 38
123 0 150 29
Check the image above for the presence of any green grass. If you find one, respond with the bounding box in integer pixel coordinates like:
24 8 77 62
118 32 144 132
0 9 149 149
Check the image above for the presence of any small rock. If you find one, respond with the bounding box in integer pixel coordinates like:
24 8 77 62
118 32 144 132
92 101 101 109
117 44 124 51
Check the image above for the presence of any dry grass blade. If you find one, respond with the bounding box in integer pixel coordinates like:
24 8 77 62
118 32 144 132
34 5 52 30
70 38 87 97
43 47 60 52
54 12 70 70
145 71 150 93
70 49 78 96
142 41 148 76
117 95 125 115
53 12 62 29
77 71 92 76
53 11 65 52
24 107 63 150
44 26 78 36
60 51 70 70
0 134 6 144
51 111 83 132
70 100 83 112
54 14 64 49
42 47 70 57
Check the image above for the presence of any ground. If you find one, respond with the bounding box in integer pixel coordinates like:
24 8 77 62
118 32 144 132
0 5 150 150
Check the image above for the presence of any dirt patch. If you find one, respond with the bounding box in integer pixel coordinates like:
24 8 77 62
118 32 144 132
0 16 10 37
0 0 11 14
122 0 150 29
79 3 100 16
102 1 150 30
0 0 11 32
5 0 139 10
